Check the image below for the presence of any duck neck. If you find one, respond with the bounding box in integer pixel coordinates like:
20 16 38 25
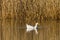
35 23 38 28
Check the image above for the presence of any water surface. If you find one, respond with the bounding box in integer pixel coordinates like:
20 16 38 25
0 19 60 40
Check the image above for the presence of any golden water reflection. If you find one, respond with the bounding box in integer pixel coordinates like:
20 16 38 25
0 19 60 40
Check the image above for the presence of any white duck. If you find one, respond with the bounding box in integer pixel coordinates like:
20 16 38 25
26 23 38 34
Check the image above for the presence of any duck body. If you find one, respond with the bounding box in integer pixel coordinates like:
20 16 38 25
26 23 38 34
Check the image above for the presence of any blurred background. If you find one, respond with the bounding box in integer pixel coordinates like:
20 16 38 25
0 0 60 40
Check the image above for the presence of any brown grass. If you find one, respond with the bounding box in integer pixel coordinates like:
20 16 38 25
1 0 60 21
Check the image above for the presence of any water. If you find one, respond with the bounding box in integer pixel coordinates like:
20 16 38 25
0 19 60 40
